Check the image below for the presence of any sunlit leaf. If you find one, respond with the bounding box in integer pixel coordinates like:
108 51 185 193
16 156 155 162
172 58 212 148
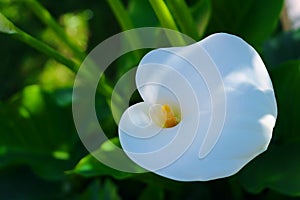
70 138 135 180
38 60 75 91
59 10 91 51
0 12 17 34
71 153 133 179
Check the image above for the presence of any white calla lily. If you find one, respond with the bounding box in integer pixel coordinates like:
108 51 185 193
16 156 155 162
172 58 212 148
118 33 277 181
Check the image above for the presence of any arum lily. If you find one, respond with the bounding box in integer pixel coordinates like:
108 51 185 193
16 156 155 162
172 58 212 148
118 33 277 181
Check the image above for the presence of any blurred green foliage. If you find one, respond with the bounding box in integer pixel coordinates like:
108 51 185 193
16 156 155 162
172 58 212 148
1 0 300 199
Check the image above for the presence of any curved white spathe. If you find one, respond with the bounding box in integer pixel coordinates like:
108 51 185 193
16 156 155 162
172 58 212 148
118 33 277 181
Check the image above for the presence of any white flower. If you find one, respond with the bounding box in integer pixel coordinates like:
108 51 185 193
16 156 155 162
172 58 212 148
118 33 277 181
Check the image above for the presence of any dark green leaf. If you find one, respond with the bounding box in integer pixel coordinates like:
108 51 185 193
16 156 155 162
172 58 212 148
239 144 300 196
206 0 283 48
191 0 212 38
238 61 300 196
128 0 158 27
138 184 164 200
99 179 121 200
263 29 300 68
0 166 66 200
270 61 300 145
0 85 82 181
76 179 121 200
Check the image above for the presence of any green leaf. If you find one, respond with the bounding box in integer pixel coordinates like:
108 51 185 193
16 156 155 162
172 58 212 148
238 144 300 196
191 0 212 38
138 184 164 200
166 0 199 39
70 138 138 180
263 29 300 68
76 180 102 200
70 153 133 179
206 0 284 48
128 0 158 27
270 61 300 145
0 85 81 181
238 61 300 196
0 12 17 34
76 179 121 200
99 179 121 200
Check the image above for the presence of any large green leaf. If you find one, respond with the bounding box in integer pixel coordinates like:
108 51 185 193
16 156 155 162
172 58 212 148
0 85 82 181
70 153 133 180
70 138 141 180
263 29 300 68
206 0 284 48
128 0 158 27
238 144 300 196
238 61 300 196
191 0 212 39
270 61 300 145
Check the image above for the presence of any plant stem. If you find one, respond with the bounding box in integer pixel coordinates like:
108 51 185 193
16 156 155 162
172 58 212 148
25 0 86 61
2 11 115 100
106 0 143 61
106 0 135 31
149 0 178 30
149 0 186 46
26 0 119 98
13 28 78 72
166 0 199 40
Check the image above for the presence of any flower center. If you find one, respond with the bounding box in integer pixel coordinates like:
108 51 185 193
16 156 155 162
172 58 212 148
149 104 180 128
161 104 180 128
